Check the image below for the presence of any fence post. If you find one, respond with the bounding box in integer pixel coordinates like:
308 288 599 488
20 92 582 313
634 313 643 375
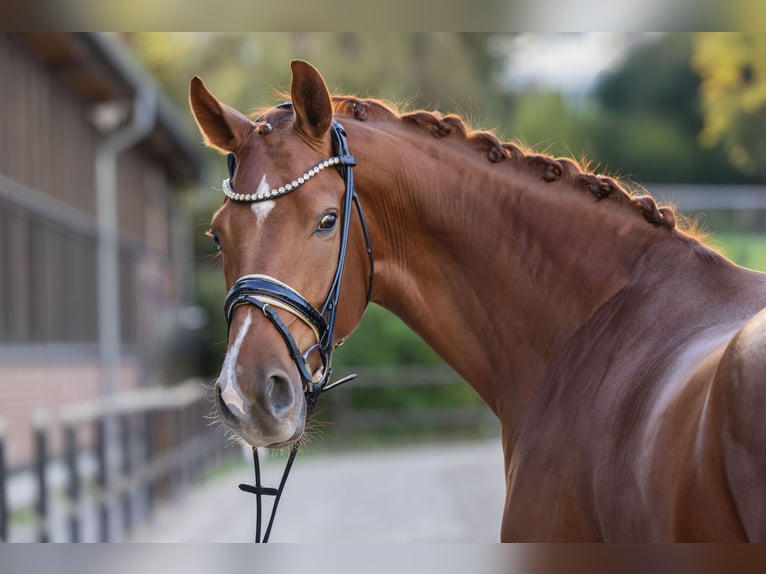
180 402 191 487
0 419 7 542
144 410 155 517
119 413 133 539
64 423 81 542
33 410 51 543
173 404 184 493
161 407 173 501
95 415 110 542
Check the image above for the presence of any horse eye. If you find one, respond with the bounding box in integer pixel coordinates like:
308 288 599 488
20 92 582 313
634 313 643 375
209 228 221 250
317 213 338 232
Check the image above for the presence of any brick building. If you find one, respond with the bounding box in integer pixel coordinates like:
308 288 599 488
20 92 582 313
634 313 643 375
0 33 203 467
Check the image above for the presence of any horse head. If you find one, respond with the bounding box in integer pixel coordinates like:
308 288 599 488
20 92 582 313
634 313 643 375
190 61 371 448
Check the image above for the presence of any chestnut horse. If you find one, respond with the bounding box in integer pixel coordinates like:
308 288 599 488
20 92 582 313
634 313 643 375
190 60 766 541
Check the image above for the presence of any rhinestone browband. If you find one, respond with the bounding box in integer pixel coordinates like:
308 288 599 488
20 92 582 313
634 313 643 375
222 156 343 203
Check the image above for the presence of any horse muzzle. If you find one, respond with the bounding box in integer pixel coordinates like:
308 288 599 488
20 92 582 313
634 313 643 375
215 370 307 448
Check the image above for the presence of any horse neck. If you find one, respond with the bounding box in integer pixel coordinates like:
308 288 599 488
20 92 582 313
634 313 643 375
349 120 686 416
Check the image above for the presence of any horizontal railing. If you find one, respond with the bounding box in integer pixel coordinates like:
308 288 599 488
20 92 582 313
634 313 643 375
316 364 499 442
0 379 237 542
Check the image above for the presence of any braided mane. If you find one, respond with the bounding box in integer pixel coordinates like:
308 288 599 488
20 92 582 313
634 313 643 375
328 95 715 257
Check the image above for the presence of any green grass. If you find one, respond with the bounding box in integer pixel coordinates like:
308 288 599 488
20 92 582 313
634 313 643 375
708 233 766 272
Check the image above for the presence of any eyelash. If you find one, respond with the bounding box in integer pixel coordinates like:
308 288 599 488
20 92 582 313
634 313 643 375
207 228 221 250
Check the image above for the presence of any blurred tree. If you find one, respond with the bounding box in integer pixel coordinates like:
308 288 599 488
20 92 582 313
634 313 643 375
589 33 753 183
128 32 508 127
506 90 593 158
693 33 766 179
332 305 441 367
596 34 702 134
503 34 754 184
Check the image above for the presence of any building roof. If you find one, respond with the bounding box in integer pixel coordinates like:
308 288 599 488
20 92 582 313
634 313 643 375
12 32 204 185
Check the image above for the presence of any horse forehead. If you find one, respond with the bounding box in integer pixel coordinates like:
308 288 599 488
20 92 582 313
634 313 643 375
241 123 314 165
250 176 276 223
236 153 316 203
251 199 276 224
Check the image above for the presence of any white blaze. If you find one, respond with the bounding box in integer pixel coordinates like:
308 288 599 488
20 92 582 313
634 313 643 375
219 310 252 416
251 175 275 223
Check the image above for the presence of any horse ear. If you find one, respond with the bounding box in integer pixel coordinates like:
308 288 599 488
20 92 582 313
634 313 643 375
290 60 333 140
189 76 252 153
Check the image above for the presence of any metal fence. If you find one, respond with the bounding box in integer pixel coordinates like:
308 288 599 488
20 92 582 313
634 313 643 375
0 379 235 542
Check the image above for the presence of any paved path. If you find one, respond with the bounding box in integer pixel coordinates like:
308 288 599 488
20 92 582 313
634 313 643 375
129 439 506 543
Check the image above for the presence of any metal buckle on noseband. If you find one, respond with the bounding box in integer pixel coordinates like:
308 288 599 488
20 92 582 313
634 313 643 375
220 108 373 543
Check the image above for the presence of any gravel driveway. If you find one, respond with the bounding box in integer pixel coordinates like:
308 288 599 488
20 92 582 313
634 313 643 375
129 438 506 543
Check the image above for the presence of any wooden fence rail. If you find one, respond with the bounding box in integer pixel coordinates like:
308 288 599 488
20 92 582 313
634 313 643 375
316 364 499 442
0 379 236 542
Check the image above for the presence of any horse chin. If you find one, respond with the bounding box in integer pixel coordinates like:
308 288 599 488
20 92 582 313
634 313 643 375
264 427 305 449
232 417 305 450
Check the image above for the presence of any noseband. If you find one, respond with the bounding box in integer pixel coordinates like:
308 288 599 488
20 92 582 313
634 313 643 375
220 103 374 542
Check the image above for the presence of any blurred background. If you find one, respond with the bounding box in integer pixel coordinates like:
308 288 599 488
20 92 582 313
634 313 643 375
1 32 765 542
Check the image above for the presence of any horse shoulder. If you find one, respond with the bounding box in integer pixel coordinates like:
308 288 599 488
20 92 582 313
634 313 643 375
717 305 766 540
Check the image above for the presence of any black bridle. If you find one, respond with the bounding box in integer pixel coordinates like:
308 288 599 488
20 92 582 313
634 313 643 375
220 104 373 542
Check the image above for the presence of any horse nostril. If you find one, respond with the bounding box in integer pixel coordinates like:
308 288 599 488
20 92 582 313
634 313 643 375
266 372 295 415
216 383 237 423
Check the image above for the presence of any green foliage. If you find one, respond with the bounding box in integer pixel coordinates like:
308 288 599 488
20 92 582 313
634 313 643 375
507 90 593 158
594 33 758 184
584 111 706 183
595 34 703 134
194 268 228 374
694 33 766 178
709 232 766 272
348 378 483 411
129 33 508 133
333 305 441 368
504 34 756 185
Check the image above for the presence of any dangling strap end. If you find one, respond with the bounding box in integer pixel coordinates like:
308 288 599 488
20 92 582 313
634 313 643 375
322 373 358 393
239 483 279 496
